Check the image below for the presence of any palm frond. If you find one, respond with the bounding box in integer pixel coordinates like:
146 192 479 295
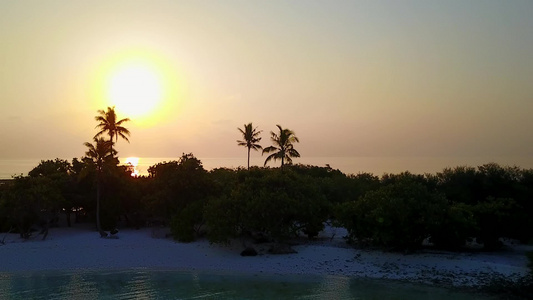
264 153 277 166
262 146 278 154
288 148 300 158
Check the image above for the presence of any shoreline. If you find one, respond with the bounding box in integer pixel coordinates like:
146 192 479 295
1 226 531 289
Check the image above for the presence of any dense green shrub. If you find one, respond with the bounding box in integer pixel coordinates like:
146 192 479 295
170 200 206 242
472 197 518 249
0 176 63 237
429 203 477 249
435 166 481 205
205 168 330 244
145 153 213 221
435 164 533 245
4 156 532 253
205 195 242 244
337 181 448 251
381 171 437 190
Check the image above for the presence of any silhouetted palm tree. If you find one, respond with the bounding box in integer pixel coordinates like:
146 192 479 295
237 123 262 170
262 125 300 170
94 106 130 154
83 137 117 237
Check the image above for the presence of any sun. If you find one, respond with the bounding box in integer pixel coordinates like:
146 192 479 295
90 47 186 127
123 157 140 177
107 62 162 118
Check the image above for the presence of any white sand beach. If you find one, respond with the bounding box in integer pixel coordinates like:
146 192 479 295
1 226 531 288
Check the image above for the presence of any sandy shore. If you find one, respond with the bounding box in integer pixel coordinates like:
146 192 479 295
0 226 531 288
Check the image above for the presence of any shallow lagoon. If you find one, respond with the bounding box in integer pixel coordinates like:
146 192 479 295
0 269 492 299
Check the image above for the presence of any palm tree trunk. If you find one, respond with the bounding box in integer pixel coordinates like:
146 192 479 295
247 147 251 170
110 135 115 157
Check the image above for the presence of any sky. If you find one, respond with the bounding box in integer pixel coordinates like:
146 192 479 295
1 0 532 166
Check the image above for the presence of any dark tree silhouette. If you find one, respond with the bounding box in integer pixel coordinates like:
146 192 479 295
83 137 117 237
94 106 130 154
262 125 300 170
237 123 262 170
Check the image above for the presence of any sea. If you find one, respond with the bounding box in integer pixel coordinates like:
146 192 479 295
0 269 492 299
1 156 532 179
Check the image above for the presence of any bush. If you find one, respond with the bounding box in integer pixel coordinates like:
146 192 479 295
472 197 518 249
429 203 477 249
170 200 206 242
205 168 330 244
337 181 448 251
205 195 242 244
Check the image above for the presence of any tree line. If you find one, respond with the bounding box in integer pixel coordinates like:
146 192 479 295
1 157 532 251
0 112 532 253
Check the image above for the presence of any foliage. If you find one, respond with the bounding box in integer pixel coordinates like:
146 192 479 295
237 123 262 170
262 125 300 169
434 164 533 247
205 168 330 244
428 203 477 250
28 159 72 178
94 106 131 146
337 181 448 251
28 159 82 227
5 139 533 255
205 195 242 244
435 166 481 205
0 176 63 238
146 154 213 241
327 172 380 205
381 171 437 190
170 200 206 242
146 154 211 220
83 138 120 233
471 197 518 249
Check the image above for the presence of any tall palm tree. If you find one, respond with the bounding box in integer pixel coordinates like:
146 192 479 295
94 106 130 154
83 137 117 237
262 125 300 170
237 123 262 170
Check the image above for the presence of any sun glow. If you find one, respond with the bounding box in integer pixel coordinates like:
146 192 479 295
123 157 140 177
108 63 162 118
91 48 185 127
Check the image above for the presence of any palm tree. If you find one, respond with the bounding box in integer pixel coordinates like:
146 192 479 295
94 106 130 154
237 123 262 170
83 137 117 237
262 125 300 170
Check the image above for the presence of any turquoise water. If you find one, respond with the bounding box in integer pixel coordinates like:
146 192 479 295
0 269 492 299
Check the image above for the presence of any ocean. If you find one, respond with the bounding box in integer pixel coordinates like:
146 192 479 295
0 269 490 299
1 156 532 179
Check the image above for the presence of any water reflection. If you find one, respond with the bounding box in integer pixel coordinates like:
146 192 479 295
0 269 491 300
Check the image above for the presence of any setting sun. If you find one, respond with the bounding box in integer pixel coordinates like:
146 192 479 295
90 47 185 127
108 63 162 118
123 157 140 177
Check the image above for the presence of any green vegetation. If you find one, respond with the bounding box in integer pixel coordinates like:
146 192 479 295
262 125 300 170
84 138 117 236
94 106 131 150
237 123 262 170
0 112 532 257
2 157 533 252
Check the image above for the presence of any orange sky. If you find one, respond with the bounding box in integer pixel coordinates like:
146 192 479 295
1 1 532 166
